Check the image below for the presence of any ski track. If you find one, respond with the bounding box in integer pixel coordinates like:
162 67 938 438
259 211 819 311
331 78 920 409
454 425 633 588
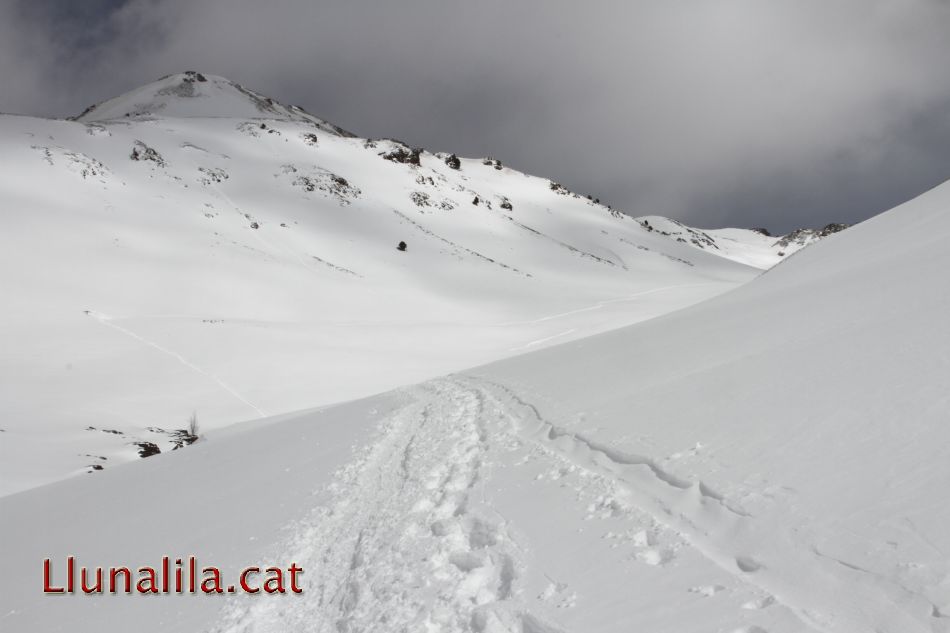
85 310 267 417
504 217 616 267
183 135 352 282
390 208 529 277
507 329 577 352
210 376 940 633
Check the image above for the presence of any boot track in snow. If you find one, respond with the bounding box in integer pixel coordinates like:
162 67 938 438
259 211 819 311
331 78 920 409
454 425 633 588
211 376 939 633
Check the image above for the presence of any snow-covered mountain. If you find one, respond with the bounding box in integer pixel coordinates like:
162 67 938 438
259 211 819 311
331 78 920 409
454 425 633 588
72 71 355 135
2 157 946 633
636 215 848 269
0 73 766 495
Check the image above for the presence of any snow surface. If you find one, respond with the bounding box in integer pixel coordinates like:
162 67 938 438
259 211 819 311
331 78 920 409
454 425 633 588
0 73 758 495
4 73 944 633
2 156 947 632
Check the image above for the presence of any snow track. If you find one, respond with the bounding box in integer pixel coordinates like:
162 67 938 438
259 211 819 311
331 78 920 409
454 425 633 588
214 381 536 633
85 310 267 417
464 377 940 633
212 375 942 633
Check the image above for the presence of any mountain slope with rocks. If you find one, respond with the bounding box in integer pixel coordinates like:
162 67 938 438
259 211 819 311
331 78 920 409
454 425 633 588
2 163 946 632
636 215 848 269
0 73 760 494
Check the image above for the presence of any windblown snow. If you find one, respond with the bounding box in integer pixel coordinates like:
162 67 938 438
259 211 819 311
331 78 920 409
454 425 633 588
2 73 945 633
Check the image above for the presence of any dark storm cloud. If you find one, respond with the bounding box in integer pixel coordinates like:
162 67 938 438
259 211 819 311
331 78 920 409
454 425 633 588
2 0 949 232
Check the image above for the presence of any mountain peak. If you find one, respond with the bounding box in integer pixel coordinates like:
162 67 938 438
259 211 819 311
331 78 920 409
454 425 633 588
72 71 354 136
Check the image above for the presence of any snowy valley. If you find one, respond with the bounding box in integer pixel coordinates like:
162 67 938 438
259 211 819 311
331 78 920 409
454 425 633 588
0 72 783 495
2 73 947 633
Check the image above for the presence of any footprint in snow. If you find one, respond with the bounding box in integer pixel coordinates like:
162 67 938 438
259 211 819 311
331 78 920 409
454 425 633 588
635 547 674 566
741 595 775 610
735 555 763 573
538 580 576 609
688 584 726 597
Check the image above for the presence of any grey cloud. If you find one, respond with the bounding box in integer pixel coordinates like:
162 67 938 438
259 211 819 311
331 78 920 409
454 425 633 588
2 0 949 233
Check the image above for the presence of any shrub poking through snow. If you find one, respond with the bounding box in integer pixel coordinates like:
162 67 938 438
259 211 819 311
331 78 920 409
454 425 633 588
184 412 199 444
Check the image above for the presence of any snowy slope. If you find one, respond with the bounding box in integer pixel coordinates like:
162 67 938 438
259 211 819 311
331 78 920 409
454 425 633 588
637 215 848 269
0 73 758 495
1 166 946 633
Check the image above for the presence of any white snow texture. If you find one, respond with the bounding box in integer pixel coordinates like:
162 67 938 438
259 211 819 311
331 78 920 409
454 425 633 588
1 73 946 633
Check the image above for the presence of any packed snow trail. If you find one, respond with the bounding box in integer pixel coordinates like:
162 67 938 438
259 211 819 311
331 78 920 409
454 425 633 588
211 377 941 633
212 380 538 633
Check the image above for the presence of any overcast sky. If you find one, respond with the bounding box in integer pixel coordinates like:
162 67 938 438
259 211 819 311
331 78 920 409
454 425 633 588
2 1 948 232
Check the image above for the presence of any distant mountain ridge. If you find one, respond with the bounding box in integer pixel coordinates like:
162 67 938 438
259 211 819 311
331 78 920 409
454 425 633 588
72 70 355 137
636 215 848 269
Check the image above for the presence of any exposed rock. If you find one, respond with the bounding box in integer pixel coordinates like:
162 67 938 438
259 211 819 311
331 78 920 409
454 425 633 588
774 223 848 249
637 218 719 250
819 223 849 237
130 140 166 167
134 441 161 458
410 191 431 208
381 143 422 166
197 166 228 184
279 164 361 205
